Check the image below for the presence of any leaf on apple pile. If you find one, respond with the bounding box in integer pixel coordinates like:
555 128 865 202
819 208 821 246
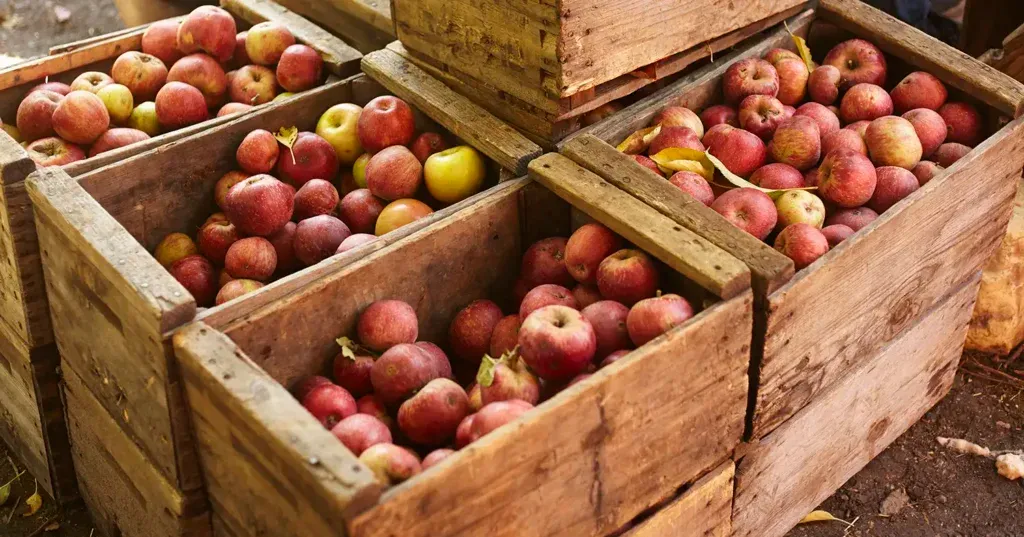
705 152 817 200
0 470 25 506
785 21 815 72
476 355 498 387
650 148 714 179
275 126 299 165
335 336 359 361
798 510 852 525
22 481 40 517
616 125 661 155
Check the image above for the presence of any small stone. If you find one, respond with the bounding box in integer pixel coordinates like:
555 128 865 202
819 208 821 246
937 494 947 504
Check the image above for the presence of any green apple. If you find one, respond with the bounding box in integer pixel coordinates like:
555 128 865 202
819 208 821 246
97 84 134 125
352 152 371 188
315 103 363 165
774 190 825 229
129 101 161 137
273 92 294 102
424 146 486 204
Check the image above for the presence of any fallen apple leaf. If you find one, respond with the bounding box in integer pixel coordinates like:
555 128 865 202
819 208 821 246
650 147 715 180
705 152 817 200
476 355 498 387
275 126 299 165
0 470 25 507
785 21 815 72
799 510 851 525
22 481 40 517
616 125 661 155
335 336 358 361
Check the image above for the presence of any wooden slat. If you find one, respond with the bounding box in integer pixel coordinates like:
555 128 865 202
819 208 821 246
528 153 750 299
624 461 734 537
175 322 382 534
48 18 179 55
0 34 139 91
221 0 363 77
273 0 394 54
561 135 794 297
361 48 544 175
733 275 979 537
0 337 48 496
819 0 1024 117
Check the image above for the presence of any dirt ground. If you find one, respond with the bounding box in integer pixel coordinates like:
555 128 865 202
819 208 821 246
0 0 123 60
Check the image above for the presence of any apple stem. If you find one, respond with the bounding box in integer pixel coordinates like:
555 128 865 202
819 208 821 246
289 147 296 165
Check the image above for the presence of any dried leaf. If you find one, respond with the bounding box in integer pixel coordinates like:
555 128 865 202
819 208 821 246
0 470 25 507
937 437 993 458
476 355 498 387
705 152 816 200
799 510 850 525
335 336 358 361
22 482 40 517
616 125 661 154
785 21 814 72
275 126 299 165
44 521 60 531
649 148 714 179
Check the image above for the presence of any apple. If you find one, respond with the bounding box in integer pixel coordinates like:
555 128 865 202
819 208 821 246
293 179 340 220
455 400 533 448
865 116 923 169
224 174 294 236
902 108 947 158
52 91 109 145
331 414 392 456
230 32 252 68
774 223 829 269
358 96 416 152
339 189 385 234
129 101 161 136
775 190 826 229
111 51 168 102
869 166 919 212
449 299 504 364
933 142 971 167
581 300 632 358
25 137 86 167
70 72 114 94
519 284 578 320
236 129 279 174
277 44 323 92
817 149 877 208
277 132 340 186
424 146 486 203
891 71 948 114
224 237 277 281
421 449 454 470
416 342 453 380
565 223 623 284
517 305 596 381
804 167 820 187
167 53 228 108
274 92 294 102
411 132 449 163
795 102 841 137
197 219 240 265
316 103 363 166
87 128 150 157
669 171 715 206
170 255 218 306
155 233 199 268
769 116 821 172
738 95 787 140
336 233 377 254
360 443 422 486
267 221 300 274
845 120 870 139
16 90 63 141
596 249 659 305
626 294 693 347
215 279 264 305
911 161 944 185
704 124 767 177
937 101 983 146
369 343 437 404
96 84 134 125
633 155 662 177
839 83 893 124
821 224 855 248
764 48 800 63
652 106 704 138
489 314 521 358
700 105 738 128
244 21 296 65
365 145 423 200
573 284 602 309
807 65 842 105
141 19 184 65
648 126 705 156
352 153 371 188
217 102 253 117
773 57 809 106
214 170 249 210
229 65 278 105
358 299 419 353
722 58 779 104
710 187 778 240
823 39 887 90
820 129 866 158
293 215 350 266
155 82 208 129
302 382 357 429
177 5 237 62
521 237 572 287
375 199 433 235
825 206 879 231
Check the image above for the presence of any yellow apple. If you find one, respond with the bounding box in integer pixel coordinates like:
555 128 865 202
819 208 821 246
129 101 161 136
375 199 433 235
273 92 295 102
97 84 134 125
352 152 371 188
424 146 486 204
315 103 363 165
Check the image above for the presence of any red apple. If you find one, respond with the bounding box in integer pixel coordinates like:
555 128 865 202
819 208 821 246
52 91 109 145
225 174 294 236
710 188 778 240
365 145 422 200
70 72 114 94
302 383 357 429
449 299 504 364
933 142 971 168
111 51 168 101
817 149 877 208
214 170 248 210
370 343 436 404
16 90 63 142
626 294 694 347
358 299 418 353
669 171 715 206
595 249 659 305
648 125 705 154
197 219 240 265
750 163 805 189
293 179 340 220
85 128 148 158
565 223 623 285
177 5 237 62
821 129 868 158
807 65 842 105
456 400 533 448
937 101 983 146
236 129 279 174
397 378 469 446
488 314 521 358
356 395 394 430
477 353 540 406
869 166 919 212
169 254 217 306
520 237 572 287
825 206 879 231
215 278 263 305
229 65 278 105
738 95 787 140
722 58 779 104
839 83 893 124
845 120 870 139
821 224 855 248
652 106 704 138
705 124 767 177
25 137 85 167
217 102 253 117
891 71 948 113
774 223 829 269
410 132 449 163
865 116 923 169
336 233 378 254
245 21 295 65
519 284 578 320
700 105 738 128
293 215 350 266
902 108 947 158
633 155 662 177
375 199 433 235
155 82 208 129
358 96 416 153
142 19 184 65
769 116 820 172
224 237 277 281
277 132 340 186
167 53 228 108
330 414 392 456
795 102 841 137
232 32 251 67
276 44 323 92
518 305 596 380
911 160 944 185
422 449 455 470
823 39 887 90
359 443 421 485
338 189 385 234
581 300 632 358
772 57 809 106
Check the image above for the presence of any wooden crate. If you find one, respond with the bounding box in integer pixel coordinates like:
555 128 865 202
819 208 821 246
25 68 540 537
171 153 752 537
561 0 1024 442
273 0 395 54
732 273 980 537
386 3 808 147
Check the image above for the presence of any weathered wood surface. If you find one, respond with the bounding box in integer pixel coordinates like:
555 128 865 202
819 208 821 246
624 461 734 537
272 0 394 54
361 49 543 175
0 337 49 496
176 323 382 536
733 275 980 537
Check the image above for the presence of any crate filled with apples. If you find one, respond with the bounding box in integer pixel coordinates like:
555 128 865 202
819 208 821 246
563 2 1024 536
171 154 751 537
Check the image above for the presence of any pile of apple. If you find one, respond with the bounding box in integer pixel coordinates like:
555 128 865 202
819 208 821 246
290 223 695 486
9 6 326 167
151 94 487 308
621 38 984 269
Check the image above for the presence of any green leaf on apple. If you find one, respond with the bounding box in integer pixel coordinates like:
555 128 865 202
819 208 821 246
650 147 715 179
476 355 498 387
706 152 817 200
785 21 815 72
275 126 299 165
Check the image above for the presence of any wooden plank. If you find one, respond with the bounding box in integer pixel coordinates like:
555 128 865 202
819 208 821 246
273 0 394 54
752 116 1024 437
63 362 211 537
0 33 139 91
561 135 794 297
221 0 363 77
48 19 172 55
0 337 49 497
175 323 382 535
624 461 734 537
361 49 544 175
25 342 76 503
528 153 750 299
819 0 1024 117
733 275 980 537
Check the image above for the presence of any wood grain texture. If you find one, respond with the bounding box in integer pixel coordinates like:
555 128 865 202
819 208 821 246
220 0 363 77
0 336 48 496
63 362 212 537
733 275 980 537
753 116 1024 437
272 0 394 54
528 153 750 299
560 135 793 297
819 0 1024 117
175 323 382 535
624 461 734 537
361 48 544 175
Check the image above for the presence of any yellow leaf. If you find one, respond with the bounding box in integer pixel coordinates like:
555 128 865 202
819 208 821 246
335 336 358 361
649 148 714 180
785 21 815 72
0 470 25 507
275 126 299 165
616 125 661 154
705 152 817 200
22 482 40 517
799 510 852 525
